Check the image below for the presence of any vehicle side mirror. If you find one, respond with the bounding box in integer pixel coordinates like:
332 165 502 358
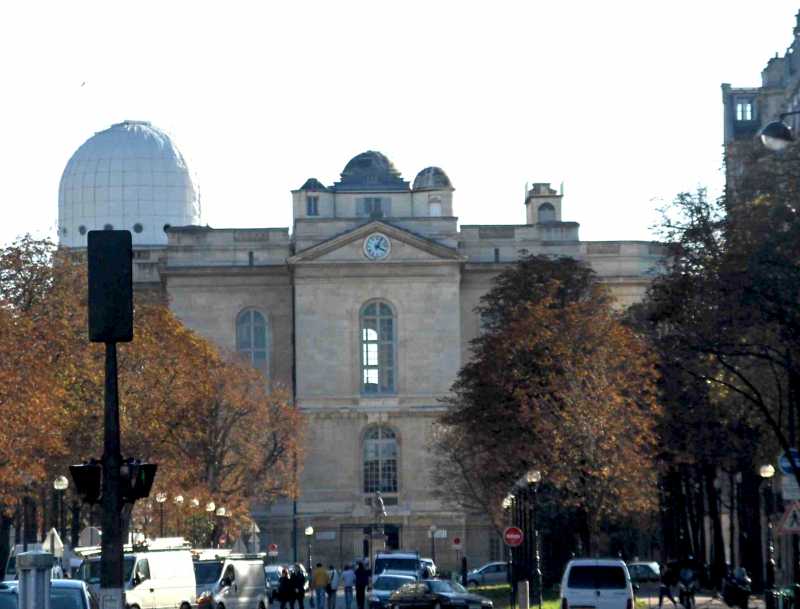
634 584 640 593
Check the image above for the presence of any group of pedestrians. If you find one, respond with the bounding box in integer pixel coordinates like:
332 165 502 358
277 561 371 609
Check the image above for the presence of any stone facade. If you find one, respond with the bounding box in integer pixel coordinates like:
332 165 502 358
144 151 665 571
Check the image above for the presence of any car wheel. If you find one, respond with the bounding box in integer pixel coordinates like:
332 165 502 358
180 604 192 609
259 603 267 609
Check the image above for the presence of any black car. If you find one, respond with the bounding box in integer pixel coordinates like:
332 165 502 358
388 579 492 609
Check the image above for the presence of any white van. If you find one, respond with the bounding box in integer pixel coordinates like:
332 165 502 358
194 556 268 609
560 558 635 609
79 547 196 609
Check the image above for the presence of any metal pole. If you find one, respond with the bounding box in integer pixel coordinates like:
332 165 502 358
159 503 164 538
101 341 124 608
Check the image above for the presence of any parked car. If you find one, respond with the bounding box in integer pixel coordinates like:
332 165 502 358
0 578 98 609
388 579 493 609
420 559 437 578
627 562 660 583
265 564 287 602
373 552 421 579
195 557 269 609
560 559 635 609
467 562 508 587
369 573 418 609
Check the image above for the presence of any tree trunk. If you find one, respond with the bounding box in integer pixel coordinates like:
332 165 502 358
0 509 12 580
729 472 736 566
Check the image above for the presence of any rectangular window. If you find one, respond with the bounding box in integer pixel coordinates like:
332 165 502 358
489 536 502 561
306 196 319 216
357 198 390 217
736 101 753 121
494 248 500 262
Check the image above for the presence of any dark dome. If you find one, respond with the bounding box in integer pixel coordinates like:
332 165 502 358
413 166 453 191
333 151 409 192
298 177 327 191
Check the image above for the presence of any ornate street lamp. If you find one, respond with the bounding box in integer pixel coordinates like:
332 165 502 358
429 525 437 565
525 470 543 609
155 492 167 538
305 525 314 572
53 475 69 543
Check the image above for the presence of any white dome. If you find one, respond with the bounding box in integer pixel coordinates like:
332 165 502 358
58 120 200 247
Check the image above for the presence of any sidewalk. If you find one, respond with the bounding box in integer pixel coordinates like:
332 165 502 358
636 591 766 609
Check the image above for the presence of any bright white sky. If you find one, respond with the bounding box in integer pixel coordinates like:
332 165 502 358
1 1 797 246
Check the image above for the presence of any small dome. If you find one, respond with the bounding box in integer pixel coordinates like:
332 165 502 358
298 178 327 191
58 120 200 248
333 151 409 192
413 166 453 191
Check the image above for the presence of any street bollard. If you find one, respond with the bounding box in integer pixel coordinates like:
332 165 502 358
17 551 53 609
518 580 530 609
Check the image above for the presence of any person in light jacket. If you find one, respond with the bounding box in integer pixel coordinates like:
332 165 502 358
327 564 340 609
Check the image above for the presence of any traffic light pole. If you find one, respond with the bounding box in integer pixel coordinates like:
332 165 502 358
101 342 124 609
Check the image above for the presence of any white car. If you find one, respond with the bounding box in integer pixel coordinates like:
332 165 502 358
560 558 635 609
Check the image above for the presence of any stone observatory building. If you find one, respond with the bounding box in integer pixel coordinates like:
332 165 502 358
57 126 665 568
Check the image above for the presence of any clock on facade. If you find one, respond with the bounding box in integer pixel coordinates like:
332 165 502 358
363 233 391 260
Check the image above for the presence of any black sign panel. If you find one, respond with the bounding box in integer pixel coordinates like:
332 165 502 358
88 230 133 343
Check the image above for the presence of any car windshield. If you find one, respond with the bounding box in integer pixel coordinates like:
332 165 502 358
266 570 281 583
195 561 224 585
429 581 467 594
52 588 86 609
374 558 418 574
568 566 627 590
374 577 412 591
80 557 135 584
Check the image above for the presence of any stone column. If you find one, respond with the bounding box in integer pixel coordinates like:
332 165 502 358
17 551 53 609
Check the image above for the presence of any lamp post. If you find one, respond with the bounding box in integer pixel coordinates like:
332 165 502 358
429 525 437 566
155 492 167 538
205 501 216 547
502 494 515 609
173 495 184 537
525 470 543 609
305 525 314 572
53 476 69 544
760 464 776 608
371 491 387 576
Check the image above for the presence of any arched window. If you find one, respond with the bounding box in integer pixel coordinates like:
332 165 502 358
537 203 556 223
360 301 395 394
429 198 442 217
236 309 269 377
363 426 398 493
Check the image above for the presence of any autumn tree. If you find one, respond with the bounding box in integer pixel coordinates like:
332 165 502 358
434 255 660 552
0 236 304 557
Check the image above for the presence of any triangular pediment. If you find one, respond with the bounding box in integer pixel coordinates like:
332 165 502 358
288 221 465 265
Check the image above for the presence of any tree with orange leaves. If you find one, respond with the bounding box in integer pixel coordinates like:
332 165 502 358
434 255 660 552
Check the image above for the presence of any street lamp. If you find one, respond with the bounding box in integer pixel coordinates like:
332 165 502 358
760 464 776 607
155 492 167 538
53 475 69 543
370 491 387 575
305 525 314 572
173 495 184 537
525 470 543 609
429 525 437 565
760 111 800 152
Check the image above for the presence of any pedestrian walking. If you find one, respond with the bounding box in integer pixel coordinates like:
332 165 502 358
291 564 307 609
355 561 370 609
312 562 331 609
280 568 295 609
658 563 678 609
328 564 340 609
341 564 355 609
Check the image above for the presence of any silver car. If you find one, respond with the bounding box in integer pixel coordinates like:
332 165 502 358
467 562 508 587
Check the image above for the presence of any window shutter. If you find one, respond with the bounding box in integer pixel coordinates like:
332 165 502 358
356 198 367 216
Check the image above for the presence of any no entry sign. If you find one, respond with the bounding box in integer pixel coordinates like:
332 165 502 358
268 543 279 556
503 526 523 547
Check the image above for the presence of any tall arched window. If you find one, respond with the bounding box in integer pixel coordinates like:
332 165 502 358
360 301 395 394
364 426 398 494
537 203 556 223
236 309 269 377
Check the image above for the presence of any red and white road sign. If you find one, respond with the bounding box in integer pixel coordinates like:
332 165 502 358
452 536 463 551
268 543 279 556
503 526 523 547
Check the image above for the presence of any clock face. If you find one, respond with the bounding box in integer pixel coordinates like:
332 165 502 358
363 233 391 260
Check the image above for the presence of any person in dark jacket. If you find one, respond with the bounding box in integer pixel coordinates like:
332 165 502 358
279 568 295 609
291 564 307 609
355 561 370 609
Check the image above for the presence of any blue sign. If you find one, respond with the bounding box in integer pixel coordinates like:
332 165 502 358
779 449 800 475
